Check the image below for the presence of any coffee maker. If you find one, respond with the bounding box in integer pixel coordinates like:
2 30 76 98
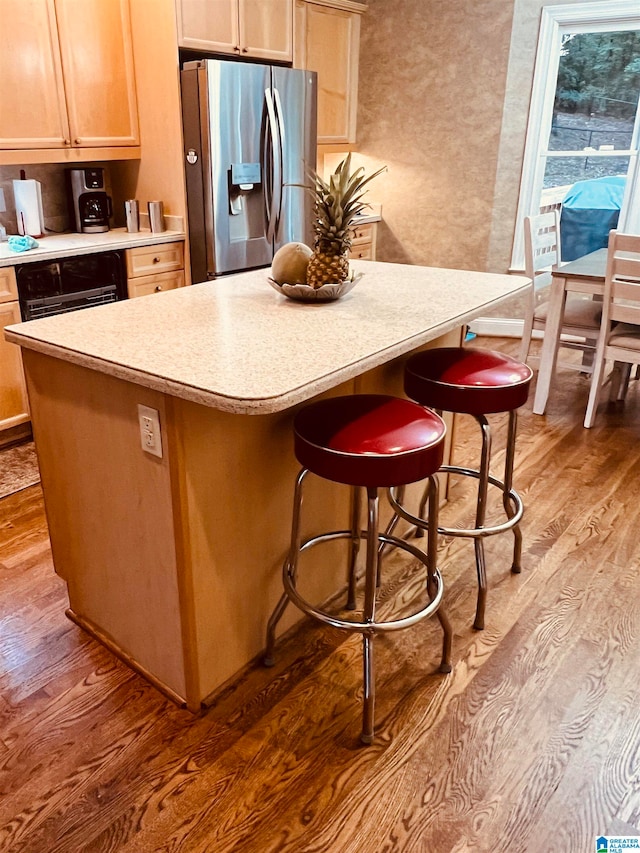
67 168 112 233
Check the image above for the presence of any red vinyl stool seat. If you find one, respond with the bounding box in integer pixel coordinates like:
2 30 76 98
264 394 453 745
404 347 532 415
389 347 533 631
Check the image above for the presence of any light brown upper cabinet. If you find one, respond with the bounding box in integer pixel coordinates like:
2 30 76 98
176 0 293 63
294 0 365 145
0 0 140 163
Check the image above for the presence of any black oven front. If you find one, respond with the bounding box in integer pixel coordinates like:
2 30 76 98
15 250 127 321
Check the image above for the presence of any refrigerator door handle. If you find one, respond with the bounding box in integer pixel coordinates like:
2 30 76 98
272 87 286 237
262 92 272 237
264 87 282 244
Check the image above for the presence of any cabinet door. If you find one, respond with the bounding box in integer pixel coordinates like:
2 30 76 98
176 0 239 54
239 0 292 62
54 0 139 147
294 1 362 144
0 267 20 304
0 0 70 150
0 299 30 431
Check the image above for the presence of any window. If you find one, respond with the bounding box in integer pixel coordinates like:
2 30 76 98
512 1 640 269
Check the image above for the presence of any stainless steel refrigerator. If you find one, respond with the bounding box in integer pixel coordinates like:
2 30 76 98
181 59 317 283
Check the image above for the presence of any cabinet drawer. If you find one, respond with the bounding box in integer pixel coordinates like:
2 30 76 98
349 244 373 261
350 222 374 245
0 267 19 304
126 243 184 278
128 270 185 299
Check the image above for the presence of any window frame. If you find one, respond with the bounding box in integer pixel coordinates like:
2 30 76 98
512 0 640 270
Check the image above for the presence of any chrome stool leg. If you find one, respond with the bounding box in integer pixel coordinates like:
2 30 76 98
361 486 379 744
414 408 444 541
346 486 361 610
504 410 522 575
472 415 491 631
362 633 375 744
264 468 308 667
426 474 453 671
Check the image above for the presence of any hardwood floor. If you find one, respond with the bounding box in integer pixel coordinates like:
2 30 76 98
2 337 640 852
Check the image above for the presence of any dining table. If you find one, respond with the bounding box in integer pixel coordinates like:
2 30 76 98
532 247 608 415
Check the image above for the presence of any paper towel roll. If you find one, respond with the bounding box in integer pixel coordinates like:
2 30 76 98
13 179 44 237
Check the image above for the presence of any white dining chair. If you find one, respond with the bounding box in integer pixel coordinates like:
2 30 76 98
520 210 601 372
584 231 640 428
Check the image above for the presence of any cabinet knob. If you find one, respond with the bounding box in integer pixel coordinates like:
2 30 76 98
155 285 163 292
63 139 71 146
233 45 240 52
242 47 248 53
74 138 81 145
153 257 160 264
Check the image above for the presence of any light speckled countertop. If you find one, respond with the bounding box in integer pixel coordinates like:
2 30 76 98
0 228 185 267
5 260 530 414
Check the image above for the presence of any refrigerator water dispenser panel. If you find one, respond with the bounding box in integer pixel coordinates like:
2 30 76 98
231 163 261 190
229 163 261 216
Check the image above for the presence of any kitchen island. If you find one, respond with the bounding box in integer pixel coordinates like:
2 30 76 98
6 260 529 711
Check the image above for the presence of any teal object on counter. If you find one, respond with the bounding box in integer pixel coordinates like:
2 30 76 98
8 235 39 253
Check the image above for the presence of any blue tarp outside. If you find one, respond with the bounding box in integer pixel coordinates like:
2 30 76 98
560 175 626 260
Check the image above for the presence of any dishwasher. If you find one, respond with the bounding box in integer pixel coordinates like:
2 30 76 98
15 250 128 321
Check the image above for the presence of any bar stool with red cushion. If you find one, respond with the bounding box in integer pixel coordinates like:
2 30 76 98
264 394 453 745
388 347 532 631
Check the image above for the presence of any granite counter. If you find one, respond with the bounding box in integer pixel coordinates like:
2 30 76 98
7 260 528 413
0 227 185 267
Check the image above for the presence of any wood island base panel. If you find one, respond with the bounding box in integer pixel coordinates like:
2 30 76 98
6 260 530 710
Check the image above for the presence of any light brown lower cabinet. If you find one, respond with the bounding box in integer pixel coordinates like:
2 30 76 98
126 242 186 298
0 267 29 435
349 221 377 261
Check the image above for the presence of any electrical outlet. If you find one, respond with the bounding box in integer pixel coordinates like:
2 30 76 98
137 404 163 458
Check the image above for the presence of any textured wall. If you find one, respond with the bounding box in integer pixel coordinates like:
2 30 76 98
356 0 588 320
357 0 515 273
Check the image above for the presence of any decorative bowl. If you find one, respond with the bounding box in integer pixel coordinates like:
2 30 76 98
267 272 363 303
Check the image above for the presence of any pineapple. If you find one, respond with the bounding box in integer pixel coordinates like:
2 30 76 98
306 154 386 289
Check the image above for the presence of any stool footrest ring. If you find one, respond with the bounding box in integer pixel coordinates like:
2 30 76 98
388 466 524 540
283 529 444 634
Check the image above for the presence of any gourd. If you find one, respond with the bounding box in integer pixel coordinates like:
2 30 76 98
271 242 312 285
